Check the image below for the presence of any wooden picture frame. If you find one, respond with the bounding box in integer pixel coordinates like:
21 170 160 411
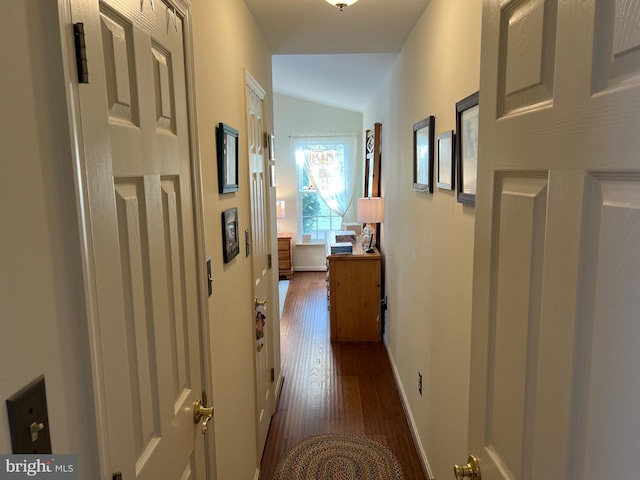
221 207 239 263
364 123 381 198
413 116 435 193
437 130 455 190
217 123 239 193
455 92 479 205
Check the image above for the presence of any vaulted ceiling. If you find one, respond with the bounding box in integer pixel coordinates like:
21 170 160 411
244 0 430 111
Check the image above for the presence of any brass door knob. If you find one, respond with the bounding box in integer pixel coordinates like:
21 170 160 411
454 455 481 480
193 392 214 435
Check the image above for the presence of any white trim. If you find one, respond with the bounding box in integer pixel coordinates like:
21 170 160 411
179 1 219 478
385 344 434 480
245 69 267 100
58 1 110 477
253 467 260 480
294 266 326 272
274 373 285 408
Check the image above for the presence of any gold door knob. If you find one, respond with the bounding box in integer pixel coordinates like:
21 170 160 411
193 391 214 435
254 297 267 308
454 455 481 480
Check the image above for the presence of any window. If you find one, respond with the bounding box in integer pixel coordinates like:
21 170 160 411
299 168 344 240
294 136 356 241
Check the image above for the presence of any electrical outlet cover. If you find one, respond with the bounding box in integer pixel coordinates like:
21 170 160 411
6 375 52 454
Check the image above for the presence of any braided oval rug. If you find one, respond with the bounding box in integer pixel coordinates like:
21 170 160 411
272 433 405 480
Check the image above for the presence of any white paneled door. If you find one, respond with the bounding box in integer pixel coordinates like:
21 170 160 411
68 0 208 478
246 73 275 462
466 1 640 479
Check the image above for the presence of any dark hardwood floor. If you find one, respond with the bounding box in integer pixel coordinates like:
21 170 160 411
260 271 427 479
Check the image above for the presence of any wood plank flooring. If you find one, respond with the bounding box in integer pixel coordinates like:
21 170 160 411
259 272 427 480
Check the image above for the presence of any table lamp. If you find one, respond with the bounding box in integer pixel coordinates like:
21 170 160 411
276 200 285 233
357 197 384 253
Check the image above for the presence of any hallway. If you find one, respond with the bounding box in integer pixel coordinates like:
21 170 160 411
260 272 426 479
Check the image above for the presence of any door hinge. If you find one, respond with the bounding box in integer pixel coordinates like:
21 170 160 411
268 253 272 269
270 368 275 383
73 23 89 84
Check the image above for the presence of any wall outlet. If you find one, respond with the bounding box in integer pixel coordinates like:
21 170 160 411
418 371 423 396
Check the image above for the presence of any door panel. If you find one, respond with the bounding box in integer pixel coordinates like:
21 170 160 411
498 0 557 116
570 174 640 479
246 76 274 460
470 0 640 479
486 175 547 478
71 0 206 478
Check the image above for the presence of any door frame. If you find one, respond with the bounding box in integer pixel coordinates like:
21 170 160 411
56 0 215 477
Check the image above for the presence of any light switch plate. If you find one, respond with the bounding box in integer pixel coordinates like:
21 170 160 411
6 375 52 454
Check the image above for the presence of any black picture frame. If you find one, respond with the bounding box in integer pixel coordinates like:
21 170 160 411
436 130 455 191
413 116 435 193
455 92 479 205
217 123 239 194
221 207 239 263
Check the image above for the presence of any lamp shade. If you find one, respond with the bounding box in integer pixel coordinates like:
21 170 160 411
276 200 286 219
325 0 358 10
357 197 384 224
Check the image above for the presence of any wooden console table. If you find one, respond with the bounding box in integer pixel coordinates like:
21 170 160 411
326 234 381 342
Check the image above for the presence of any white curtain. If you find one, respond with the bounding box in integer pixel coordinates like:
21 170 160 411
293 135 356 217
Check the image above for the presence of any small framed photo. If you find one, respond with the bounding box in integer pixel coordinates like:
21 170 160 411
437 130 454 190
221 207 239 263
217 123 239 194
413 115 435 193
455 92 479 205
265 132 276 161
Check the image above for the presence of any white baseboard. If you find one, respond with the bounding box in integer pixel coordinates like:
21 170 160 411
385 344 434 480
293 266 326 272
275 373 285 410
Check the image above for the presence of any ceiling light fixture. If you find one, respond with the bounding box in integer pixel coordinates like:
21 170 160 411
325 0 358 11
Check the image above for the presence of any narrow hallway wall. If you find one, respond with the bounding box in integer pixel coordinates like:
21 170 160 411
364 1 482 478
192 0 276 478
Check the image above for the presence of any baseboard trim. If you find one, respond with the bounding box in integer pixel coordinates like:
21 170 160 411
293 266 326 272
385 344 434 480
274 374 285 411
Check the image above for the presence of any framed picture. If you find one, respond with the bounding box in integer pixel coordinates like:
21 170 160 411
413 116 435 193
436 130 454 190
455 92 479 205
221 207 239 263
265 132 276 161
217 123 239 193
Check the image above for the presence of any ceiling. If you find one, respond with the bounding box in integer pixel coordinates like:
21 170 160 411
244 0 430 112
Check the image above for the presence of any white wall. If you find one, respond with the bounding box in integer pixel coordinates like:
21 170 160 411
191 1 277 478
273 93 363 270
0 1 97 476
364 1 482 478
